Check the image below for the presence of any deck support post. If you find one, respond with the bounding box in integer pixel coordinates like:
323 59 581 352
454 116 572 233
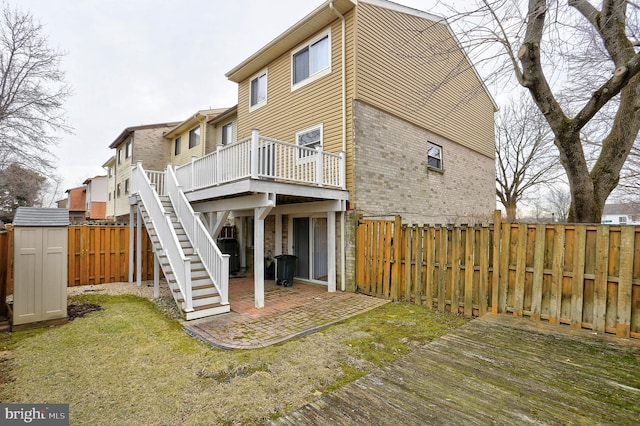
254 211 264 309
327 211 336 292
136 204 142 287
254 204 273 309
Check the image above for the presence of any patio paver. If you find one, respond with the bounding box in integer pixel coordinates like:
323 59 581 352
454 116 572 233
183 277 389 349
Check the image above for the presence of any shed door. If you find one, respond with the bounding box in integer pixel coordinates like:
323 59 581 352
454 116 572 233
13 228 41 324
13 227 67 325
42 228 67 320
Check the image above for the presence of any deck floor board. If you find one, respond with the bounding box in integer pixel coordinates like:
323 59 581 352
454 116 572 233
272 313 640 425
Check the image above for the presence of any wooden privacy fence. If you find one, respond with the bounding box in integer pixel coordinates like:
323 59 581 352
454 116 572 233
1 225 156 295
356 214 640 339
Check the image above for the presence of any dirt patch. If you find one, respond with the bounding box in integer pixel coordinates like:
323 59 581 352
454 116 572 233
67 303 102 320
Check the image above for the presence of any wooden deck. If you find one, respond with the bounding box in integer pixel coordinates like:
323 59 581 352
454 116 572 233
273 314 640 425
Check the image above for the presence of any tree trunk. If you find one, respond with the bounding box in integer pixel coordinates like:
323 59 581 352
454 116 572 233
505 202 517 222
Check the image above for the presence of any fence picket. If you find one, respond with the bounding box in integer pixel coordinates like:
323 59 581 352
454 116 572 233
514 224 527 317
617 227 634 337
593 226 610 332
464 226 474 316
531 224 545 321
571 226 587 328
549 225 565 324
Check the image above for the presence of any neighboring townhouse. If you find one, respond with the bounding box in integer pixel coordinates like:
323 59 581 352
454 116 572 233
65 186 86 222
83 175 108 220
164 107 237 167
103 156 116 220
129 0 496 318
108 122 179 221
602 203 640 225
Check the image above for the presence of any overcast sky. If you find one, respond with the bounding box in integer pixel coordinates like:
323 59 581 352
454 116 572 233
16 0 439 200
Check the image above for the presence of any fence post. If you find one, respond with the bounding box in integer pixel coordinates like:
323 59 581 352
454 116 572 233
491 210 501 313
391 215 402 301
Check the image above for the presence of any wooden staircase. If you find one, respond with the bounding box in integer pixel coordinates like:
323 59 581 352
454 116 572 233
139 196 230 320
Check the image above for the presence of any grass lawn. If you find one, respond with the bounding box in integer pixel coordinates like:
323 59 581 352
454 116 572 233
0 294 467 425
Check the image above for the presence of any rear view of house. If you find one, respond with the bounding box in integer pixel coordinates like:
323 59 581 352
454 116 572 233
129 0 496 319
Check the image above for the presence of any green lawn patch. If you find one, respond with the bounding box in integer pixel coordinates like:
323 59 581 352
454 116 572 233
0 295 466 425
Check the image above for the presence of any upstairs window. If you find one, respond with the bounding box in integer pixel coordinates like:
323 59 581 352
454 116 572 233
222 123 233 146
125 139 132 158
296 124 323 159
292 32 330 89
250 70 267 110
117 149 122 165
427 142 443 170
189 126 200 149
174 136 181 156
116 183 121 198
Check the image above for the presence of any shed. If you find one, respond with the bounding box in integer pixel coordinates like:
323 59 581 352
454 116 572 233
12 207 69 327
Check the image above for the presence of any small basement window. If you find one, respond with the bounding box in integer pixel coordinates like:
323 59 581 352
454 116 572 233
427 142 442 170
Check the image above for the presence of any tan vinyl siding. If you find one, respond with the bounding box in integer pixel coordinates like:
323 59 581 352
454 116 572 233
354 2 495 159
171 124 206 167
237 10 356 192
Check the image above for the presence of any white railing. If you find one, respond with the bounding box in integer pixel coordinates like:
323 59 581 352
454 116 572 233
175 130 345 192
132 162 194 312
146 170 166 196
165 165 230 306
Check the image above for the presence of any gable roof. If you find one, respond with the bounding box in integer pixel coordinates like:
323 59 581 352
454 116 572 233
109 122 181 149
603 203 640 215
164 108 232 139
226 0 497 111
226 0 355 83
13 207 69 227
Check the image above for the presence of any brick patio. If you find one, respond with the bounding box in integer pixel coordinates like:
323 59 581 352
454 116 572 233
183 277 389 350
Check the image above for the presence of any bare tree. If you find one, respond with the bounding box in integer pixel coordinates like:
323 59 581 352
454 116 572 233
547 186 572 222
0 163 46 222
0 3 71 174
496 97 561 221
430 0 640 223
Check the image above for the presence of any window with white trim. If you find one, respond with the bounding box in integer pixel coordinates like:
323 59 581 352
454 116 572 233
292 31 330 89
427 142 443 170
188 126 200 148
296 124 323 158
124 178 130 194
221 122 233 146
174 137 181 155
250 70 267 109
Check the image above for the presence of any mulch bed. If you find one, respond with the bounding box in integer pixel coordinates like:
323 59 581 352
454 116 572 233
67 303 102 321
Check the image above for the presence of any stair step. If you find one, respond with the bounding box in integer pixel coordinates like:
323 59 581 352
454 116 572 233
184 303 230 321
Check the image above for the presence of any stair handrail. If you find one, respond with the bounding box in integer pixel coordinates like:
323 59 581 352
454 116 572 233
132 161 194 312
165 164 230 306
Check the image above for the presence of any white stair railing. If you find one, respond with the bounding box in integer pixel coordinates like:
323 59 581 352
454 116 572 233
132 162 194 312
165 164 230 306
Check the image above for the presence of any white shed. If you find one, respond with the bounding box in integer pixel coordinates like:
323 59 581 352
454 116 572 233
12 207 69 327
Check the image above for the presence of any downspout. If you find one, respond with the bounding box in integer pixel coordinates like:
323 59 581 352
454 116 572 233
329 1 346 155
329 1 347 291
